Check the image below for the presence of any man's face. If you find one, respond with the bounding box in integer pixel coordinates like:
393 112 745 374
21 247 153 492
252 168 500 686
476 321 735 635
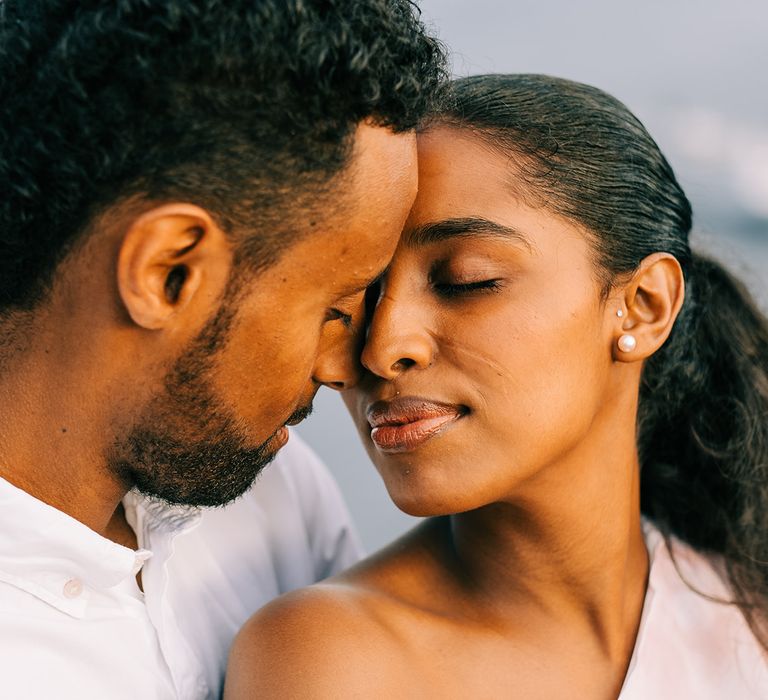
113 125 417 506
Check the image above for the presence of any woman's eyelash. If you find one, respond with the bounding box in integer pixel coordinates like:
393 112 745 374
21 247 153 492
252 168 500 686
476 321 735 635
325 308 354 328
434 279 502 298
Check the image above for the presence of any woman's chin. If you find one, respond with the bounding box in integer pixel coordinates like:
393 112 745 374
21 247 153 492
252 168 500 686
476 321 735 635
393 500 456 518
375 456 487 517
385 484 475 518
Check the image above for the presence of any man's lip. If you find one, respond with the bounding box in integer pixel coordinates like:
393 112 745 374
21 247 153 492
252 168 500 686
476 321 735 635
366 396 466 429
284 403 314 426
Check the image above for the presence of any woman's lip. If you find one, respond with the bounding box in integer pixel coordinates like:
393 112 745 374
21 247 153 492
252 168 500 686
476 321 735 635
369 412 464 453
366 397 465 428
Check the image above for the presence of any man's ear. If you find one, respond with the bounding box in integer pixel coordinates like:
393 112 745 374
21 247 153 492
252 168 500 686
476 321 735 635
613 252 685 362
116 203 232 330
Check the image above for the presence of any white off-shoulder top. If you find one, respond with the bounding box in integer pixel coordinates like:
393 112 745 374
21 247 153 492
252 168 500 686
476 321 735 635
619 522 768 698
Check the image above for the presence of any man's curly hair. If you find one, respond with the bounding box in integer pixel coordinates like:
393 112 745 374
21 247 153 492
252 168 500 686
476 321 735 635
0 0 447 312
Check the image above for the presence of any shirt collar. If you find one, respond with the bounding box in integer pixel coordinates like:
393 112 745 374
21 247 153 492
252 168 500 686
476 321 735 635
0 477 199 615
123 488 202 539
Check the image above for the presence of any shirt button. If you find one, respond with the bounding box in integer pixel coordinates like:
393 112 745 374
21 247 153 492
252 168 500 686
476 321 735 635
63 578 83 599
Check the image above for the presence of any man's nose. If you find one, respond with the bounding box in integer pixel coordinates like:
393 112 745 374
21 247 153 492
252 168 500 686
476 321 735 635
312 306 366 392
360 293 435 380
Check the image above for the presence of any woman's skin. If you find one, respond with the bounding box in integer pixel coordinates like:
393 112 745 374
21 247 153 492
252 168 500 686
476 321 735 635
225 127 685 699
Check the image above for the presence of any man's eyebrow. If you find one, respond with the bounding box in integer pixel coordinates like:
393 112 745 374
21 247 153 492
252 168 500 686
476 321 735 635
405 217 534 251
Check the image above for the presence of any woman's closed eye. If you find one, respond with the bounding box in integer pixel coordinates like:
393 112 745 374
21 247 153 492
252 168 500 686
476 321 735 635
433 278 503 299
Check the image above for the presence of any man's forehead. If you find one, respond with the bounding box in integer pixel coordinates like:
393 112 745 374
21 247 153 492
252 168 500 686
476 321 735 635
347 124 418 193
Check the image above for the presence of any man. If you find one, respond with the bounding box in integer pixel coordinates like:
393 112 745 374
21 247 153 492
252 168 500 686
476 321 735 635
0 1 445 697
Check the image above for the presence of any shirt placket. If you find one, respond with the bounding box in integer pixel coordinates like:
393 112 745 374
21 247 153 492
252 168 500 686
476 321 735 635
139 506 211 700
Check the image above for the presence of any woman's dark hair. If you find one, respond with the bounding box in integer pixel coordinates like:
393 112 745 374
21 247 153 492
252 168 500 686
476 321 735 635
0 0 446 313
432 73 768 648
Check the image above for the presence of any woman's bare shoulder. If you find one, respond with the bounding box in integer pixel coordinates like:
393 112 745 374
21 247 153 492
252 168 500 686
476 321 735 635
224 522 448 699
224 579 411 699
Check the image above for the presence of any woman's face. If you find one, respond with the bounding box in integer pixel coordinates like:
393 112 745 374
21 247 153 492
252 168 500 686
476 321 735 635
344 126 624 516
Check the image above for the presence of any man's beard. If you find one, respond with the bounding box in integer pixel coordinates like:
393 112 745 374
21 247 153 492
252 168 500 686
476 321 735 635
110 285 307 508
119 420 280 507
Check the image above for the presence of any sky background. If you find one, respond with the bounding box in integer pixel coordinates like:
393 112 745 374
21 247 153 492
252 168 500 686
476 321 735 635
298 0 768 551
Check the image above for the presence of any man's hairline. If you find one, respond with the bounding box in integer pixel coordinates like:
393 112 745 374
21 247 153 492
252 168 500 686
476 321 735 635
5 118 413 321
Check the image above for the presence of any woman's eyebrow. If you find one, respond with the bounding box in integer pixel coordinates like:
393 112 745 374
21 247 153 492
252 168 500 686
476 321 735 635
405 217 534 251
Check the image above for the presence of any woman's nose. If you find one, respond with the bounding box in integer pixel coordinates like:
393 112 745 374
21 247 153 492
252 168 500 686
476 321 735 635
361 293 435 379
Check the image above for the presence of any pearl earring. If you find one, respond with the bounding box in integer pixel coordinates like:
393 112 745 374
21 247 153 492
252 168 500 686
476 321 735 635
618 334 637 352
616 309 624 318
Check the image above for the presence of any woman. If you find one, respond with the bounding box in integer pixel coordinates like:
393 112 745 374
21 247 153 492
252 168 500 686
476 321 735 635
225 75 768 698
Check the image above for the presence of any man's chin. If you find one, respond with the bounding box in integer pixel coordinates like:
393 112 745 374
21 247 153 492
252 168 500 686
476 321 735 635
122 430 285 508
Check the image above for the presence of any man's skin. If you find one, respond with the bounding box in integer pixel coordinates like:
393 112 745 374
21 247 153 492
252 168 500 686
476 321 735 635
0 123 417 548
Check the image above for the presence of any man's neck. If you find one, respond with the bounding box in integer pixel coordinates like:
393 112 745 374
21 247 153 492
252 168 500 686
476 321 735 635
104 501 140 550
0 326 132 537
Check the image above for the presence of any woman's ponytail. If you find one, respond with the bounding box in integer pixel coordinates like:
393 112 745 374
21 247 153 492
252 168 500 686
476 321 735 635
639 252 768 645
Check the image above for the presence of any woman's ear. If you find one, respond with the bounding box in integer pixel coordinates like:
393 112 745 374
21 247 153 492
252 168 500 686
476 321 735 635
116 203 232 330
613 252 685 362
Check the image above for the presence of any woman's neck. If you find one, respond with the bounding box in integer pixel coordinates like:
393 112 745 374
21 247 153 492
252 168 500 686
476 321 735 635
446 440 648 668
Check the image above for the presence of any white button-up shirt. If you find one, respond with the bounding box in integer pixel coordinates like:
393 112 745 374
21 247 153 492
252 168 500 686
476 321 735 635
0 432 362 699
